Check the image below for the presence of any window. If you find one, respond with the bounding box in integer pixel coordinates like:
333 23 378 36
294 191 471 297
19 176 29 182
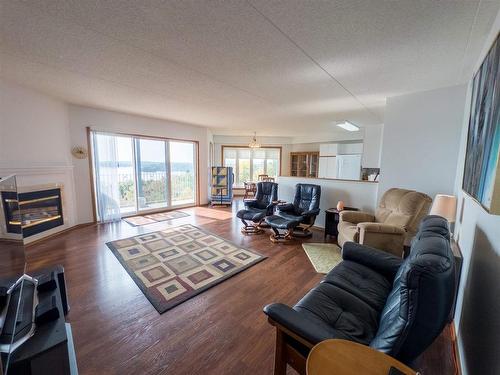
222 147 281 187
92 131 197 220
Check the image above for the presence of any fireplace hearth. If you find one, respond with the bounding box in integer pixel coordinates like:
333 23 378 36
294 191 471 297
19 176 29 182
1 188 64 237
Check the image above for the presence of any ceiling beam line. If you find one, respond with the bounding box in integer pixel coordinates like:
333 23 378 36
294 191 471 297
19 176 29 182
458 0 482 82
246 0 382 123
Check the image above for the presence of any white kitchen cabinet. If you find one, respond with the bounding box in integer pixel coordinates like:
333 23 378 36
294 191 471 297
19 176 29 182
319 156 337 178
319 143 338 157
337 143 364 154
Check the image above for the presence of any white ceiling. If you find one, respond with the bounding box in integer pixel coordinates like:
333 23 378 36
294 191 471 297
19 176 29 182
1 0 498 136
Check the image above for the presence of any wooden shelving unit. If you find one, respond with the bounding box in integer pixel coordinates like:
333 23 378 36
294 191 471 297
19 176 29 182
290 152 319 177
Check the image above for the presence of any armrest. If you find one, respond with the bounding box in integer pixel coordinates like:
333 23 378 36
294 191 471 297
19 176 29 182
263 303 341 345
277 203 295 213
357 222 406 235
266 201 277 210
301 208 320 217
342 241 403 280
339 211 375 224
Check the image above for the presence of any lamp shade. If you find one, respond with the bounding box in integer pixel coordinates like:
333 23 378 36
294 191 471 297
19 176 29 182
430 194 457 222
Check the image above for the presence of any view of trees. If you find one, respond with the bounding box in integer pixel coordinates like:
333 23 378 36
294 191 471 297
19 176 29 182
118 172 194 209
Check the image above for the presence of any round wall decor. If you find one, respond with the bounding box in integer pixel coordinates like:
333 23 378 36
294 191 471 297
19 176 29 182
71 146 88 159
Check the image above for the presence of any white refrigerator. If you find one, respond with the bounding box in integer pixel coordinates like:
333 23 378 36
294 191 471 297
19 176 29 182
335 154 362 180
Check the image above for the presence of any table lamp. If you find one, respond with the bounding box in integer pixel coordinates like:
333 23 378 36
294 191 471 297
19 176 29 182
430 194 457 235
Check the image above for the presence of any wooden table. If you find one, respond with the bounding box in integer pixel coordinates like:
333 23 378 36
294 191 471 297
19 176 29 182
324 207 358 239
307 339 418 375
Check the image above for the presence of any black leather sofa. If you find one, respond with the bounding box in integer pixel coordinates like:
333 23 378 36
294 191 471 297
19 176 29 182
263 215 455 374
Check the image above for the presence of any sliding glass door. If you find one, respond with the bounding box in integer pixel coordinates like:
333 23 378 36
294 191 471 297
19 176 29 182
116 135 137 215
136 138 168 210
169 141 196 205
92 131 197 221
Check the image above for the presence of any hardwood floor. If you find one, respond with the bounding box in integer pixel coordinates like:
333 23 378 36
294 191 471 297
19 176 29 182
25 200 457 375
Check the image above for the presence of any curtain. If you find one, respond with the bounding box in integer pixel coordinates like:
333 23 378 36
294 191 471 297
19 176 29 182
93 133 121 222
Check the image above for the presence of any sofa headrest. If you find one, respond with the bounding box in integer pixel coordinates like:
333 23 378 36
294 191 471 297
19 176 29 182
370 214 454 362
414 215 451 240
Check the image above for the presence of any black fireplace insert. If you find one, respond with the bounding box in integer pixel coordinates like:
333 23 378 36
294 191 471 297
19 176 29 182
1 188 64 237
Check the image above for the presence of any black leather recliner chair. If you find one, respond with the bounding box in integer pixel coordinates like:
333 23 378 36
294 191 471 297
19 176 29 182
263 215 455 374
268 184 321 240
236 182 278 234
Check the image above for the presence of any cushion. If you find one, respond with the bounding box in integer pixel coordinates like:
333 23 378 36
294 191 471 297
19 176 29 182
277 211 303 222
265 215 301 229
322 261 392 312
236 208 266 222
293 282 379 345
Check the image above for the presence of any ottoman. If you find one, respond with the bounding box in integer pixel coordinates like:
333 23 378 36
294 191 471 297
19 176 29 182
237 208 266 235
265 215 301 243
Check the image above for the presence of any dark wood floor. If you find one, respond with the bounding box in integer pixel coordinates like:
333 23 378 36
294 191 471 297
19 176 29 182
25 200 458 375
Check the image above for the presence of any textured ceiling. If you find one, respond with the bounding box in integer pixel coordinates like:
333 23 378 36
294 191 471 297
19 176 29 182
1 0 498 136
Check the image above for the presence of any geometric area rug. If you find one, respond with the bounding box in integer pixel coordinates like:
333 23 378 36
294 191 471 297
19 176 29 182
106 224 266 313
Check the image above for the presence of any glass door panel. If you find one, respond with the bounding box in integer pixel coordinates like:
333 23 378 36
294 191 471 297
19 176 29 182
135 138 168 210
298 154 307 176
116 136 137 214
169 141 196 205
308 154 319 177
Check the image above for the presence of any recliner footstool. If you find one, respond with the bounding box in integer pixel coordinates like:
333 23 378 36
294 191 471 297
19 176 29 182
275 183 321 238
237 209 266 234
265 215 301 243
237 181 278 235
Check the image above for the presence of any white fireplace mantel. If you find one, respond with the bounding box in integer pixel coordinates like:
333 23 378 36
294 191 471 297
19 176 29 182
0 164 78 243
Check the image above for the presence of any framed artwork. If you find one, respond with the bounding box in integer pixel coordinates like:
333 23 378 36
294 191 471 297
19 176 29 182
462 33 500 214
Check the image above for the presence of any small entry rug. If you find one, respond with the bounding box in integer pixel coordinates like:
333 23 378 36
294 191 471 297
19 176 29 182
302 243 342 274
124 210 189 226
106 224 266 313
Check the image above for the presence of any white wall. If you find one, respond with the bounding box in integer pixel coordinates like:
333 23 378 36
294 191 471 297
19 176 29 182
362 124 383 168
452 10 500 375
379 84 467 200
0 80 71 168
0 80 78 232
68 105 211 224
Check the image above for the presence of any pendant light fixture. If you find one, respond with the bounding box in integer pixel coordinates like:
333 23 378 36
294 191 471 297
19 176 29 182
249 132 261 148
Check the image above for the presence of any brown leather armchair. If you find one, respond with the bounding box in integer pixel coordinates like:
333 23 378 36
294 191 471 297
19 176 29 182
338 188 432 257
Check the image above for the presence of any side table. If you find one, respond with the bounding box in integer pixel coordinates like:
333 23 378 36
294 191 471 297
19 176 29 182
324 207 358 239
307 339 417 375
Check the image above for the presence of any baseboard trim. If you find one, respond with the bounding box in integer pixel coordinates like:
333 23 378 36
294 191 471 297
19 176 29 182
24 222 95 247
451 321 462 375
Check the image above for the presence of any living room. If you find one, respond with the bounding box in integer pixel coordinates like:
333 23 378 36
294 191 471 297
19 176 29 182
1 1 499 375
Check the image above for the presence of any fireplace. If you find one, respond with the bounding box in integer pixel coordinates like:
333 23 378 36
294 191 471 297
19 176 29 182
1 188 64 237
